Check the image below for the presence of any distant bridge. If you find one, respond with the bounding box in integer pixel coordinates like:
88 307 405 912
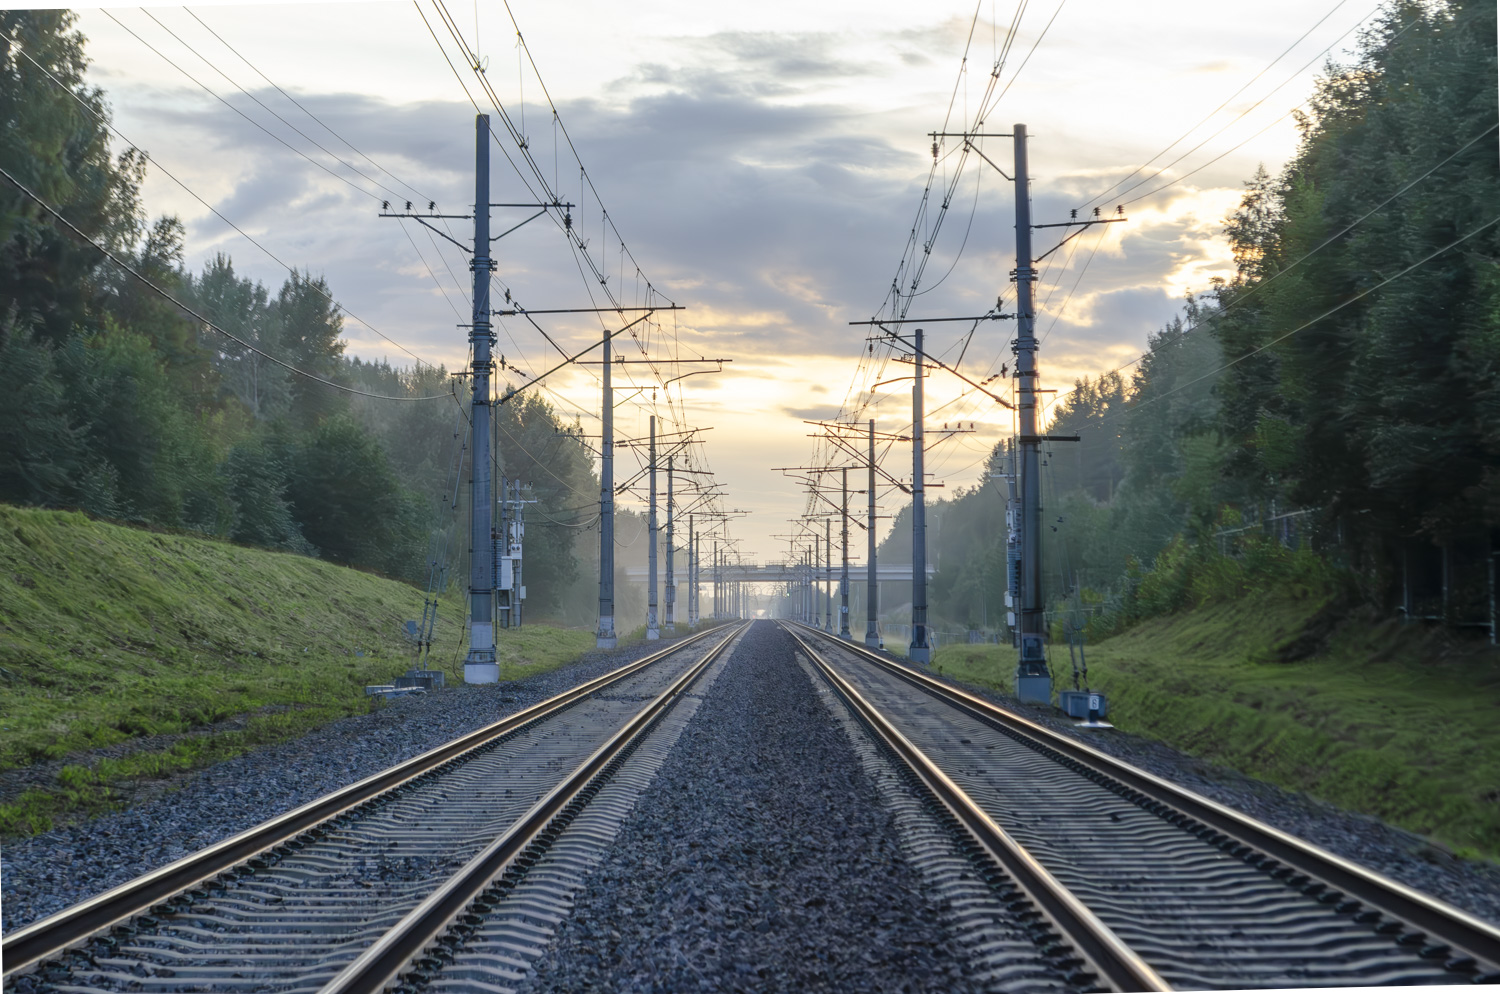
623 562 933 583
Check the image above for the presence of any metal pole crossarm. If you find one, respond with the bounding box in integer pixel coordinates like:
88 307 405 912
498 313 653 405
615 438 702 493
621 428 714 441
490 209 550 242
1033 215 1127 230
574 358 732 364
805 420 910 441
491 305 684 315
928 131 1015 138
768 463 863 472
883 334 1015 410
847 315 1013 325
1020 434 1082 443
821 432 911 495
1034 216 1128 265
380 213 473 253
964 139 1013 181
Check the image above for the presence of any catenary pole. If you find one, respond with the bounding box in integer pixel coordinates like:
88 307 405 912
841 467 851 638
597 313 617 648
647 416 659 640
828 521 840 629
1013 123 1050 702
865 419 879 647
464 114 499 684
909 326 932 663
665 455 675 635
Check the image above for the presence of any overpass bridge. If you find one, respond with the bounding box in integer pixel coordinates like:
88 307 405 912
622 562 933 583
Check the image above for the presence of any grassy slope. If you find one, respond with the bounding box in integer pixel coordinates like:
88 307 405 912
0 504 593 833
933 596 1500 860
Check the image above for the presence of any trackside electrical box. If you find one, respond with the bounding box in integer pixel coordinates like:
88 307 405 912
1015 634 1051 703
1059 690 1106 719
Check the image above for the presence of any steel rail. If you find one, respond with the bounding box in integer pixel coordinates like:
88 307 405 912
784 625 1169 992
790 621 1500 973
321 620 750 994
1 623 736 979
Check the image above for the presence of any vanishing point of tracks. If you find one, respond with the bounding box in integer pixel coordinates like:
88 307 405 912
5 618 1500 992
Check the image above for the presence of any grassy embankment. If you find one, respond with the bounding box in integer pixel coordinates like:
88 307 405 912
0 504 595 835
932 594 1500 861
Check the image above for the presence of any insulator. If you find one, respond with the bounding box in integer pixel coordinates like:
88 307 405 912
405 201 413 211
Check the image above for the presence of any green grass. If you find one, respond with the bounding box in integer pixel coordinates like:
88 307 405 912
932 595 1500 861
0 505 597 835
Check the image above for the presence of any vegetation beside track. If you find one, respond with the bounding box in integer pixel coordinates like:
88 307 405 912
932 594 1500 862
0 504 596 835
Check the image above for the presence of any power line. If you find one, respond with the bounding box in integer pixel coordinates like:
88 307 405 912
1089 212 1500 432
182 6 435 206
1077 0 1358 211
138 8 410 203
1052 119 1500 402
14 41 440 371
101 10 383 203
1093 2 1426 215
1 163 453 403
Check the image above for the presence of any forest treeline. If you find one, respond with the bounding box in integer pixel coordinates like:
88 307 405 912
0 10 620 624
885 0 1499 633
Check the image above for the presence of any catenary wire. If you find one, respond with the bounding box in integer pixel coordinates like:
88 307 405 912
1 164 453 403
15 41 440 371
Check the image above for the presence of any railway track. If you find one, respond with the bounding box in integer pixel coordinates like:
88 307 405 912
785 621 1500 990
3 622 749 994
10 616 1497 992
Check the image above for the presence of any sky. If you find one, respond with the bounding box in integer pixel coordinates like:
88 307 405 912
43 0 1379 562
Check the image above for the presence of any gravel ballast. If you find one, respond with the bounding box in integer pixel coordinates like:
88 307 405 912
838 634 1500 930
517 620 977 994
7 616 1498 986
0 631 721 934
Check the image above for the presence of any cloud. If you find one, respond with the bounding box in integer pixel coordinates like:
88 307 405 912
782 404 848 421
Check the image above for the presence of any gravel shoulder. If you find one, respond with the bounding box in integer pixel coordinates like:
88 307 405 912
518 620 976 994
0 633 711 935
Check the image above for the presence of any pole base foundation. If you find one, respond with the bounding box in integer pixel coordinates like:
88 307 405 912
1015 672 1051 704
646 629 660 640
908 644 932 664
596 636 617 649
464 662 500 684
